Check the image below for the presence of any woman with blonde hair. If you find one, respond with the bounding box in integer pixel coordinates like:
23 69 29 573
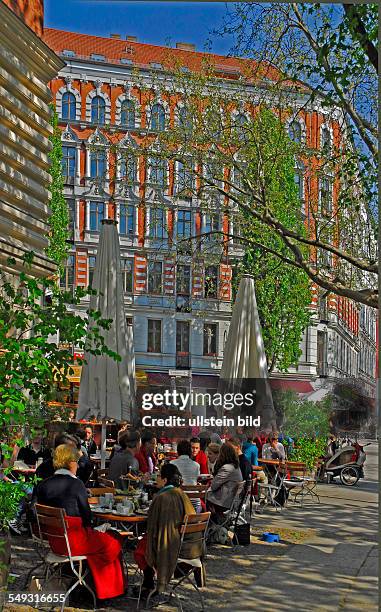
35 444 126 603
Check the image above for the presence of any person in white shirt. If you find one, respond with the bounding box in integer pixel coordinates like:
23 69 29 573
171 440 201 512
170 440 200 485
262 434 285 461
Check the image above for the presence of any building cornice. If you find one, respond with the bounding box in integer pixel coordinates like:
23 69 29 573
0 2 64 81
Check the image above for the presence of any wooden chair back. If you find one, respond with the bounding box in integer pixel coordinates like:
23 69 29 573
35 504 68 544
181 484 208 501
180 512 210 536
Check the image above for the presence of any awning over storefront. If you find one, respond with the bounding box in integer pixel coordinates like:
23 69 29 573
269 379 314 394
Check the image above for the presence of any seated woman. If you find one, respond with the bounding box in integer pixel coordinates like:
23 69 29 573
35 444 126 602
206 443 243 517
134 463 196 597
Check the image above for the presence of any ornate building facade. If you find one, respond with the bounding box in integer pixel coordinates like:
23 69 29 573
43 29 377 419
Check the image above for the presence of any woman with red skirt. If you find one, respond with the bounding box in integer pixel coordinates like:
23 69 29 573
35 444 126 602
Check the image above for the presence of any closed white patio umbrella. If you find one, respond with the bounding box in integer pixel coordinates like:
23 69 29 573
77 219 135 468
219 274 276 430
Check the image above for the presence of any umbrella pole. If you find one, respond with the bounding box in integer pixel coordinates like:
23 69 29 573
101 421 107 470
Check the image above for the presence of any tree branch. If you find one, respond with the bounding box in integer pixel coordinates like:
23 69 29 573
343 4 378 72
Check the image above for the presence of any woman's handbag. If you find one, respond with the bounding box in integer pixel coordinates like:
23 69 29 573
234 522 251 546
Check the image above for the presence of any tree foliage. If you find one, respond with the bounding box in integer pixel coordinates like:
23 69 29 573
232 109 311 371
46 107 69 274
278 389 331 438
0 257 119 441
218 2 377 204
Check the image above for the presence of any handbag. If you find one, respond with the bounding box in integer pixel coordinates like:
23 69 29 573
234 522 251 546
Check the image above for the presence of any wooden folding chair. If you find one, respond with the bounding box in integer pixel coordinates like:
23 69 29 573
138 512 211 611
34 504 96 612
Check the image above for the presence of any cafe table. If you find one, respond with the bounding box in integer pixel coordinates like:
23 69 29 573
89 498 147 536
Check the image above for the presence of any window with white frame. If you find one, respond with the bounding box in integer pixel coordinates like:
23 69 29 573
176 264 191 295
177 210 192 239
147 319 162 353
204 265 218 298
90 149 106 178
91 96 106 125
148 156 167 187
119 204 135 236
204 213 220 241
148 261 163 294
119 155 137 183
321 126 332 153
203 323 217 355
178 106 192 134
67 199 75 237
62 92 76 121
288 120 302 143
60 254 75 293
121 258 134 293
294 161 304 202
120 100 135 128
234 113 247 141
149 103 165 131
204 160 223 188
88 255 96 287
89 202 105 231
175 159 194 193
149 207 167 239
61 146 76 178
319 176 333 215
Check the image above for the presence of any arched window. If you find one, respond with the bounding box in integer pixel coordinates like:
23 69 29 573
150 103 165 131
120 100 135 128
62 92 76 121
321 127 331 152
178 107 192 133
91 96 106 125
288 120 302 143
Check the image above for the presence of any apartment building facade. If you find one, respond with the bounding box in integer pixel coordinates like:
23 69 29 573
43 29 377 418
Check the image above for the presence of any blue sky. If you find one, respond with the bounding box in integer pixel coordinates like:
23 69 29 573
45 1 235 55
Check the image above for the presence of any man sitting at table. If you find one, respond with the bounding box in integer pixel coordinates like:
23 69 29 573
263 434 286 461
35 444 126 603
170 440 200 485
135 431 157 474
134 463 197 600
82 426 97 456
35 433 92 484
242 435 267 485
108 430 140 487
190 438 209 474
15 430 50 466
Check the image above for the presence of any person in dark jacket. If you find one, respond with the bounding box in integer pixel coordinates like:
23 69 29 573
35 444 125 601
36 433 93 485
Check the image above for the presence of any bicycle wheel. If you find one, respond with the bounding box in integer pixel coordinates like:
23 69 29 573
340 466 360 486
